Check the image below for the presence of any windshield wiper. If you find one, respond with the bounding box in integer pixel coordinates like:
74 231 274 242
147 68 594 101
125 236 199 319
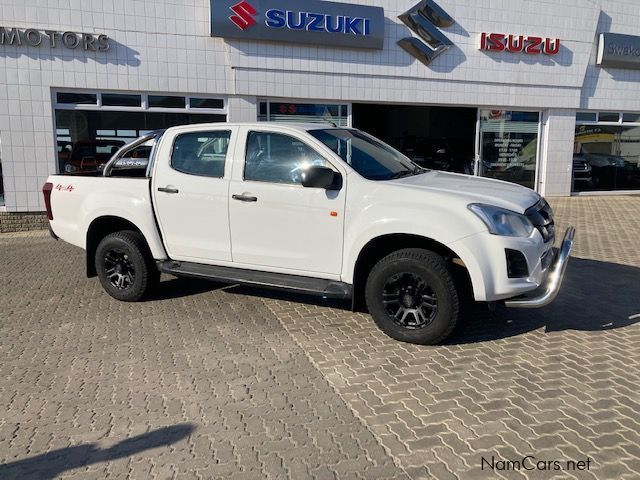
389 170 414 179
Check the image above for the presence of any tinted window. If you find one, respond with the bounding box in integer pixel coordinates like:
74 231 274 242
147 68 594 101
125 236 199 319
599 112 620 122
190 98 224 109
149 95 186 108
102 93 142 107
576 112 597 122
623 113 640 123
245 132 328 185
56 92 97 104
171 131 231 178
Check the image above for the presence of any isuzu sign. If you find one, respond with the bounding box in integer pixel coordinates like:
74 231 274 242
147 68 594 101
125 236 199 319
210 0 385 49
480 33 560 55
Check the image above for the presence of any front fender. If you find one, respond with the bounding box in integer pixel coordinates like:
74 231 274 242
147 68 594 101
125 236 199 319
341 200 485 285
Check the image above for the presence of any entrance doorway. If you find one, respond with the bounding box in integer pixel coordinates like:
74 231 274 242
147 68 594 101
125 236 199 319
352 104 478 175
479 110 541 190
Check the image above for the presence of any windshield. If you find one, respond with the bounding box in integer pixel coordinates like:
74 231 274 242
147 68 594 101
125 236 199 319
309 128 423 181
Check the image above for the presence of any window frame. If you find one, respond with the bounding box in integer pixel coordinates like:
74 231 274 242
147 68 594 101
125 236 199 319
257 99 351 127
53 89 228 116
242 130 335 186
170 129 233 179
575 111 640 126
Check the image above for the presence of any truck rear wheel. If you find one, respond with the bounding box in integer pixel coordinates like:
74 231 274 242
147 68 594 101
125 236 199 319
95 230 159 302
365 248 460 345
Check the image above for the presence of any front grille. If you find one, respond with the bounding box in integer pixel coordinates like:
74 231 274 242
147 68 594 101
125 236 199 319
525 198 556 243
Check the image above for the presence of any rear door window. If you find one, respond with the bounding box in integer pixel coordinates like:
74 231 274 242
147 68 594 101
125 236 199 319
171 131 231 178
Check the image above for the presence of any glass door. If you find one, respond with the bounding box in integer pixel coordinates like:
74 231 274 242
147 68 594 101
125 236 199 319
478 110 541 190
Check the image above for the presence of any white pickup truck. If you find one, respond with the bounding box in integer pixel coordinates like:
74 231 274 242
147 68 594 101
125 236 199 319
44 123 574 345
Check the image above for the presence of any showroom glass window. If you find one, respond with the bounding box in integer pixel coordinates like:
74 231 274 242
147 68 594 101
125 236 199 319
54 91 226 174
479 110 541 190
258 101 348 126
573 112 640 192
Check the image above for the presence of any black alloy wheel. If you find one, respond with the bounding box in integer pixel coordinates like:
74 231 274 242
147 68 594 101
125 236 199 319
103 248 136 290
365 248 460 345
95 230 159 302
382 272 438 329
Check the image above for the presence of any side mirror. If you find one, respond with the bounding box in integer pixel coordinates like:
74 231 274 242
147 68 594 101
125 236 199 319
301 166 342 190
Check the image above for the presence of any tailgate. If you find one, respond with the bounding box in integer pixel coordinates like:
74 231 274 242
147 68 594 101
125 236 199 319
45 175 153 250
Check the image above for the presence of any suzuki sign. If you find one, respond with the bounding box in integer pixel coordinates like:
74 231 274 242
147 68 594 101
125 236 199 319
397 0 455 67
210 0 385 50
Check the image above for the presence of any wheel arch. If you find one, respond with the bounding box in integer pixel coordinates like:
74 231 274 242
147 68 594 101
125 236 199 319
351 233 473 311
86 216 147 277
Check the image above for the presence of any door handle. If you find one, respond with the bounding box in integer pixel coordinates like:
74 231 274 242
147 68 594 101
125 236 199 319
232 194 258 203
158 187 179 194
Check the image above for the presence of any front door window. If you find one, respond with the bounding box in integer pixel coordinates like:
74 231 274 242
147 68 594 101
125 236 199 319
479 110 541 190
244 131 329 185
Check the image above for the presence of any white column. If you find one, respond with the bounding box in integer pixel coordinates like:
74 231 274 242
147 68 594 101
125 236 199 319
539 109 576 197
227 96 258 123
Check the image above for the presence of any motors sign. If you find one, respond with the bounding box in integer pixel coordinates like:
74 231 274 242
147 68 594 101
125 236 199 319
597 33 640 69
0 27 110 51
210 0 385 50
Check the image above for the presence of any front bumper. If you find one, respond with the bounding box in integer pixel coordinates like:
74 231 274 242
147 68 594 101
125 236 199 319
504 227 575 308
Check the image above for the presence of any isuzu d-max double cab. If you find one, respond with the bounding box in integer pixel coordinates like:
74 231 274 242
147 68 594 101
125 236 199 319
43 123 574 345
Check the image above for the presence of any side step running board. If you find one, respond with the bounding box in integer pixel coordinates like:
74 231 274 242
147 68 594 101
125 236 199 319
157 261 353 300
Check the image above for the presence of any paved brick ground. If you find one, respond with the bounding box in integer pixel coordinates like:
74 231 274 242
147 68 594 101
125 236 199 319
265 196 640 480
0 232 406 480
1 196 639 480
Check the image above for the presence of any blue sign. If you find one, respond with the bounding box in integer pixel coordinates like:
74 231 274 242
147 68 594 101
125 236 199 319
211 0 385 50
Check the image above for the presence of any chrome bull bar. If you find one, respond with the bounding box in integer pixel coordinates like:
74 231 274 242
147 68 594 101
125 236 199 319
504 226 576 309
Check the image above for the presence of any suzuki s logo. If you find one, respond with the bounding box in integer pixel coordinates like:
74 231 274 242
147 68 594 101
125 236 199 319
229 1 258 31
398 0 455 66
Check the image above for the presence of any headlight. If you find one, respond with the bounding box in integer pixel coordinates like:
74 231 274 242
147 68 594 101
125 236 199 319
468 203 534 237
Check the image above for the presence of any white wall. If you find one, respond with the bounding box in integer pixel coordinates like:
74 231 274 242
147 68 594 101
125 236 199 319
1 0 639 211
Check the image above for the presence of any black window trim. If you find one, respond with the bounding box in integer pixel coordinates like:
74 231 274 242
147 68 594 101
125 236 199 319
170 129 233 179
242 130 336 186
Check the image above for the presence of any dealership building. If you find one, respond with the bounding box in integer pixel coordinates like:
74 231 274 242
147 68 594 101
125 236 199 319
1 0 640 214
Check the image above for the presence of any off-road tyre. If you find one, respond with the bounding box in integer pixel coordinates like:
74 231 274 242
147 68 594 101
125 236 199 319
365 248 460 345
95 230 159 302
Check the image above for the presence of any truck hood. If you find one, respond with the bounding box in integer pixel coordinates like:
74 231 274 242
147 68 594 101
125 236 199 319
389 170 541 214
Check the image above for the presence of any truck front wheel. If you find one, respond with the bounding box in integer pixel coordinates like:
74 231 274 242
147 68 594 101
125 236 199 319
95 230 159 302
365 249 460 345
